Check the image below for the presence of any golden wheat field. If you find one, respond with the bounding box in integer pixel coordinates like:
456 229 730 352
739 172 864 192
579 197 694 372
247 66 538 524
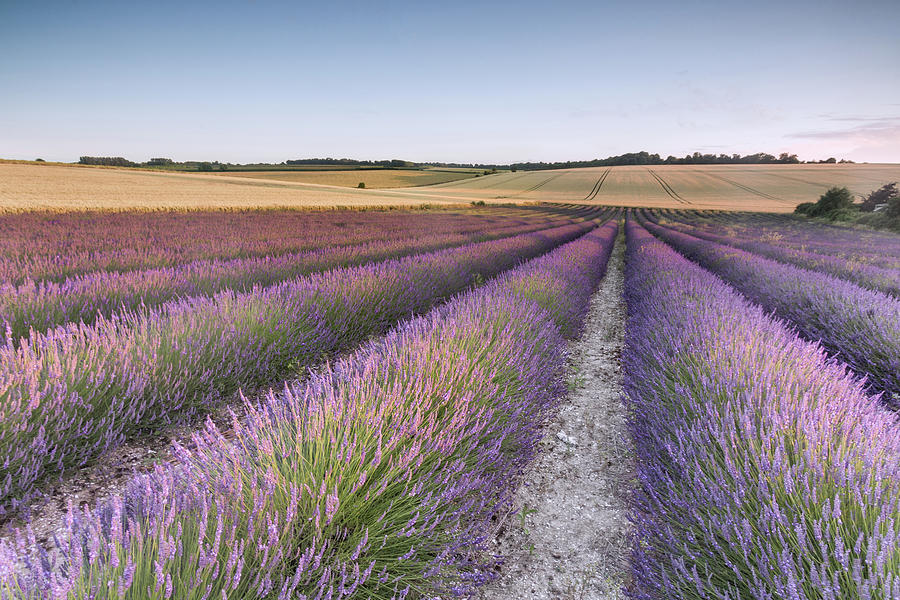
0 164 473 212
205 168 481 189
396 164 900 212
2 162 899 212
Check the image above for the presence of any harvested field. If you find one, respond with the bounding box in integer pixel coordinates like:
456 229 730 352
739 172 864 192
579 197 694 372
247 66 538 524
398 164 900 212
0 164 469 212
205 168 482 188
4 162 899 212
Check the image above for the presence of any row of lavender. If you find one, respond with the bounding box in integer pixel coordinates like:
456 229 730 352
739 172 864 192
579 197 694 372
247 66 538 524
640 219 900 403
665 210 900 269
624 219 900 599
0 219 603 517
0 206 591 285
0 212 599 343
0 221 619 599
641 210 900 298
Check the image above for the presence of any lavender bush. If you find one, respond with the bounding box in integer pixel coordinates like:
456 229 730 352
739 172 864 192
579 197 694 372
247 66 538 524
624 219 900 599
0 213 600 343
659 210 900 269
0 221 618 599
0 205 596 285
642 211 900 297
642 219 900 402
0 220 598 515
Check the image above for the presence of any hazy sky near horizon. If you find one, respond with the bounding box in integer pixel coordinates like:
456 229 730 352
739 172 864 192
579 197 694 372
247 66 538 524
2 0 899 164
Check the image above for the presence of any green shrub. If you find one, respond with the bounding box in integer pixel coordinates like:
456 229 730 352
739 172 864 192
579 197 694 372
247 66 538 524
886 196 900 219
824 207 858 222
796 187 856 219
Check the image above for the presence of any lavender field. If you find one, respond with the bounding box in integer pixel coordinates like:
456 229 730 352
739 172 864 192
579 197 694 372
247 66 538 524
1 204 898 599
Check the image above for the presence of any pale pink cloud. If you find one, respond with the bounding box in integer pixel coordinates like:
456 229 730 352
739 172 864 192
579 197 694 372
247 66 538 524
787 118 900 162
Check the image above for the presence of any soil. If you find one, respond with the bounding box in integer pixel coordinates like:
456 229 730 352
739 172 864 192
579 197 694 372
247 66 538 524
479 236 633 600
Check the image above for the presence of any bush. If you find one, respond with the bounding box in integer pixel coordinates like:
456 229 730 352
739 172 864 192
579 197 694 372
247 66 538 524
794 202 815 215
814 186 854 214
886 196 900 220
357 182 366 188
796 186 856 218
824 207 858 222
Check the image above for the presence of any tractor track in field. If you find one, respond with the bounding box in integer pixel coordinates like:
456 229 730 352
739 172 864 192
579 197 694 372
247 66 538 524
497 173 566 199
470 172 533 190
646 169 689 205
582 169 611 202
699 172 791 204
750 171 866 198
481 237 632 600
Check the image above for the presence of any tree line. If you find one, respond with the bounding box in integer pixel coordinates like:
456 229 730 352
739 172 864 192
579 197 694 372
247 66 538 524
506 151 854 171
285 158 413 168
76 151 853 172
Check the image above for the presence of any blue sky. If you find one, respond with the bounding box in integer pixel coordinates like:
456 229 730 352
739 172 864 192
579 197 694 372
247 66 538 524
1 0 898 163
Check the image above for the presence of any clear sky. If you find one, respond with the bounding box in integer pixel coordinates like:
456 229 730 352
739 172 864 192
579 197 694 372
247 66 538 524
2 0 898 164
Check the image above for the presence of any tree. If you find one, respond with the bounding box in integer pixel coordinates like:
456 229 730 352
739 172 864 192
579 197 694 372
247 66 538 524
778 152 799 164
198 162 214 172
800 186 855 218
79 156 135 167
859 182 898 212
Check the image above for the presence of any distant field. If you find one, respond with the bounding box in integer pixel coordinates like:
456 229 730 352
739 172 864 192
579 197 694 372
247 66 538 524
396 164 900 212
207 168 481 188
2 161 899 212
0 163 472 212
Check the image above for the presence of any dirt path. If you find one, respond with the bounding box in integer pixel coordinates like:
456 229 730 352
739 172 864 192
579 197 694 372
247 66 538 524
480 236 632 599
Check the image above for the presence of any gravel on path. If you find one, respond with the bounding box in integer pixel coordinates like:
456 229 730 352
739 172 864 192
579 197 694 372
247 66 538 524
480 235 632 600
